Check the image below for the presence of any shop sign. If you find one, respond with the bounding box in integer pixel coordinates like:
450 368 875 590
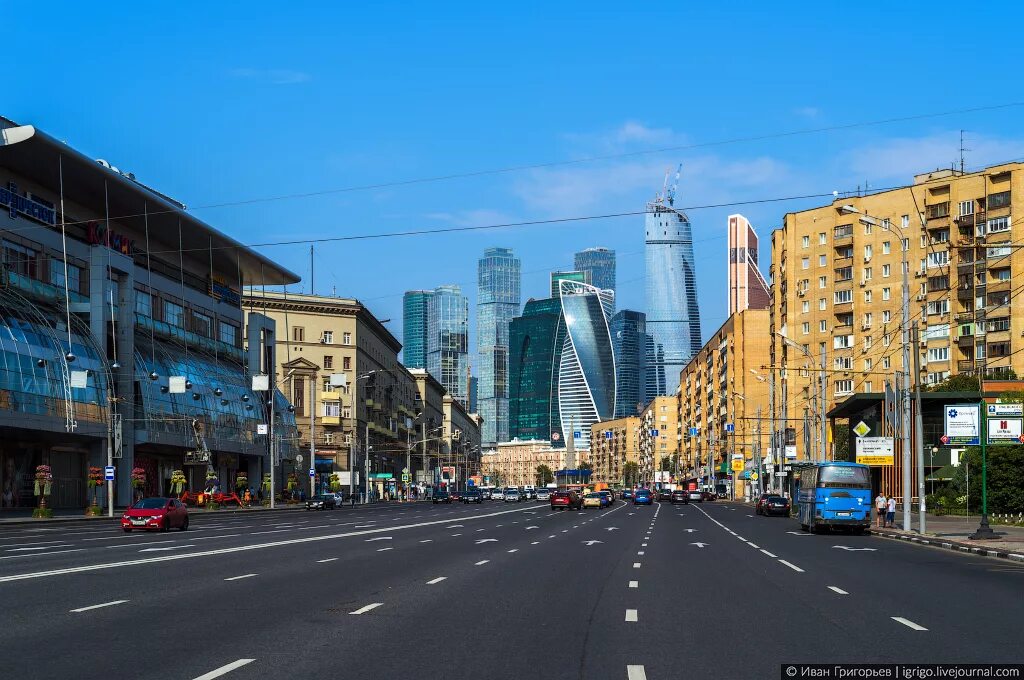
184 450 210 465
208 275 241 305
987 418 1023 444
1 182 56 226
86 221 136 255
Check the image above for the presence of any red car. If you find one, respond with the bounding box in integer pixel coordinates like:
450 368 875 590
550 490 582 511
122 497 190 532
449 489 464 502
755 494 791 516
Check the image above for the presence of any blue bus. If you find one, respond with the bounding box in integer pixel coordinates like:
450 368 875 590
797 462 871 534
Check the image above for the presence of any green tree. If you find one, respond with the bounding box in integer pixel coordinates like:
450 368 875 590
659 456 672 471
579 461 593 471
952 445 1024 514
926 374 980 393
623 462 640 486
535 465 554 486
833 424 851 462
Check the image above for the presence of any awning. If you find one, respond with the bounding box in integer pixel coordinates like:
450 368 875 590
926 464 957 482
314 458 335 466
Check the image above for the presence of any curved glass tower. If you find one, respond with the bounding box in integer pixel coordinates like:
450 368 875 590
557 280 616 452
645 190 701 395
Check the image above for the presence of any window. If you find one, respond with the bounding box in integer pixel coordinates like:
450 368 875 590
864 290 872 303
833 225 852 239
882 264 891 278
927 371 950 385
927 347 949 362
988 191 1011 209
926 300 949 316
864 381 873 392
864 267 873 280
802 235 809 248
2 240 38 279
819 276 827 289
835 356 852 370
988 246 1011 259
801 257 809 270
834 289 852 304
882 356 891 369
135 291 152 317
835 380 854 396
322 377 332 392
834 334 854 349
926 202 950 219
293 377 305 416
923 324 949 340
883 333 891 347
323 355 334 369
882 287 891 301
864 221 873 235
835 266 853 281
163 300 184 327
801 301 809 313
191 311 213 338
863 312 873 326
882 241 891 255
986 217 1010 234
819 320 827 332
864 244 873 259
865 336 873 350
927 251 949 268
958 200 974 216
293 326 305 342
342 406 352 419
819 232 828 244
818 298 827 311
50 258 82 293
836 245 853 258
985 318 1010 333
819 254 827 267
801 322 810 336
864 358 873 370
219 322 238 347
901 215 910 229
322 330 334 344
342 332 352 345
902 238 910 252
343 356 352 370
323 401 341 418
882 310 891 323
992 268 1011 281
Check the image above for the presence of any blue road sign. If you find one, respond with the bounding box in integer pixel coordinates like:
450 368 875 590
604 431 613 439
725 423 735 433
308 468 315 477
689 427 699 437
104 465 115 481
573 431 582 439
650 429 659 437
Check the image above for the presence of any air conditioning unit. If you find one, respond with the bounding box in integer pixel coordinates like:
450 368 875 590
797 290 805 297
916 294 925 302
859 279 866 287
864 256 871 263
861 323 871 330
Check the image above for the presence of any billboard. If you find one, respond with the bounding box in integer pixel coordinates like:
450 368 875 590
987 418 1023 444
855 437 895 466
944 405 980 445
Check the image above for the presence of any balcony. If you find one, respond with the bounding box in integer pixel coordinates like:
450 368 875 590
988 278 1011 294
958 359 978 373
320 416 341 426
957 283 983 301
320 390 341 401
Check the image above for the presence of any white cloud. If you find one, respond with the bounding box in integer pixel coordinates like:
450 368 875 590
845 131 1024 184
228 68 311 85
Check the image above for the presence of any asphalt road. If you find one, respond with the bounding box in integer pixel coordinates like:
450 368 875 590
1 499 1022 679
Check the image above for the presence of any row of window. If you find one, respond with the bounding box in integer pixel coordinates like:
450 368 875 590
135 291 239 347
290 327 352 345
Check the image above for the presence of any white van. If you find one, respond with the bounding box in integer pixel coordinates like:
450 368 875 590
523 485 536 499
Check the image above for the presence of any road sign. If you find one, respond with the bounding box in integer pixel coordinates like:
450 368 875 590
296 454 304 464
257 423 268 435
940 435 950 445
855 436 895 466
551 432 561 441
750 472 759 481
784 445 797 459
852 421 871 438
775 471 787 477
987 403 1023 417
401 473 411 482
730 459 744 472
605 430 613 439
104 465 115 481
309 468 315 477
402 467 410 474
944 404 981 445
573 431 581 439
725 422 734 433
650 429 659 437
987 418 1022 444
689 427 699 437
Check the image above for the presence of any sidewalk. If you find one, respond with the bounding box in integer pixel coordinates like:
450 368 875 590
872 510 1024 562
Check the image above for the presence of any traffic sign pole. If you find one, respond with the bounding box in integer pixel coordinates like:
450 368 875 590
970 396 996 540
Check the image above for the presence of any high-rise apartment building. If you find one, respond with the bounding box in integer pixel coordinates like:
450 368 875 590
589 416 641 486
769 162 1024 462
610 309 653 417
645 182 701 395
402 290 432 369
426 285 470 404
575 247 616 309
728 214 771 314
477 247 521 447
638 396 681 485
508 297 563 446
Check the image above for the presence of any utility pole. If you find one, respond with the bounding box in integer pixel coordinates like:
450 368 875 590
912 322 925 534
820 344 827 462
309 375 316 500
364 419 371 503
768 365 776 494
900 231 912 532
755 406 763 497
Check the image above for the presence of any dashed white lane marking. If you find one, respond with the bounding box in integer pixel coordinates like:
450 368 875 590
251 530 289 535
778 559 804 573
420 539 433 543
476 528 486 532
70 599 128 613
426 577 447 585
637 551 645 555
224 573 257 581
349 603 384 615
562 530 568 533
451 533 462 537
627 665 647 680
507 549 519 553
475 560 489 565
191 658 256 680
6 544 74 552
629 581 638 588
828 586 849 595
760 549 778 558
735 536 747 542
105 540 175 549
377 547 393 552
193 534 241 541
892 616 927 631
625 609 638 622
633 562 641 568
531 541 539 545
316 558 338 563
365 536 392 542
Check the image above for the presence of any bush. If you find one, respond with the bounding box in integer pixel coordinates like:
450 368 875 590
32 507 54 519
952 445 1024 514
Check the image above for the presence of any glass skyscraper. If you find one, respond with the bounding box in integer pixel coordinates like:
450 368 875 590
477 247 521 446
426 285 469 403
575 247 616 310
549 270 587 297
611 309 655 417
645 186 701 395
402 290 433 369
508 297 563 445
556 279 616 452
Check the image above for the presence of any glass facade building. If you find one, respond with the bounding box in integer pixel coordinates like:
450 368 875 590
508 297 562 446
426 285 469 403
549 270 587 297
402 290 432 369
610 309 655 417
645 194 701 395
575 248 616 311
476 247 520 446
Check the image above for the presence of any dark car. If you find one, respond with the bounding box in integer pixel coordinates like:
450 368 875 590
550 490 582 511
657 489 673 502
756 494 791 516
597 490 613 508
449 489 464 502
620 489 634 501
432 490 452 504
701 491 717 502
122 497 189 532
670 489 689 504
306 494 337 511
633 489 653 506
462 489 483 504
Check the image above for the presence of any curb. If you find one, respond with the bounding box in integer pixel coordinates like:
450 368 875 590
872 529 1024 564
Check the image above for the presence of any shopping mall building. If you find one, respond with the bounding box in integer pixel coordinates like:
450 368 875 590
0 117 299 510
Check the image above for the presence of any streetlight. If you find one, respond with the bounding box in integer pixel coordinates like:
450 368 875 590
776 330 825 463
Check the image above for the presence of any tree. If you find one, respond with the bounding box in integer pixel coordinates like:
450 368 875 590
535 465 554 486
579 461 593 472
623 462 639 487
926 374 980 393
833 424 850 462
659 456 672 471
952 444 1024 514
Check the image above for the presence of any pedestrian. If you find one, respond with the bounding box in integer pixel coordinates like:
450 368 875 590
886 495 897 528
874 492 886 528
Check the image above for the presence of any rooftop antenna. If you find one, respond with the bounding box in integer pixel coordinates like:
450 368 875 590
666 163 681 206
959 130 970 174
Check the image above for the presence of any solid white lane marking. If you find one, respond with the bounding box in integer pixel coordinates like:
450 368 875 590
139 545 195 552
70 599 128 613
0 549 87 561
7 544 74 552
778 559 805 573
627 665 647 680
892 617 928 631
426 576 447 584
625 609 638 622
106 540 175 549
633 562 641 568
3 540 71 549
317 558 338 563
828 586 849 595
629 580 638 588
192 534 241 541
475 560 489 565
224 573 257 581
250 529 289 535
760 549 778 558
376 547 393 552
191 658 256 680
349 603 383 615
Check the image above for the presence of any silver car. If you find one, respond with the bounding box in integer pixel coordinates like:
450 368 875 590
504 488 521 503
536 488 551 501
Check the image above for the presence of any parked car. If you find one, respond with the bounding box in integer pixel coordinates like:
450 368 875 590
701 491 717 502
450 489 466 502
597 490 613 507
523 485 536 499
122 497 189 532
504 488 522 503
550 490 582 510
620 489 634 501
756 494 791 516
536 488 552 502
633 489 653 506
657 488 673 502
670 489 689 504
492 488 505 501
432 490 452 504
462 489 483 504
306 494 337 511
480 488 492 500
687 489 703 502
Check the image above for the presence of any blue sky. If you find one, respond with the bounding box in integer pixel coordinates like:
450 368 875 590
7 1 1024 361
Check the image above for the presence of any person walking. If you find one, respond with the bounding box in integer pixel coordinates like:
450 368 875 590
874 492 886 528
885 495 897 528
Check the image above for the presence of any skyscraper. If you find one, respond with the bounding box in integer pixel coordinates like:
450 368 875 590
508 297 563 445
575 247 616 309
402 290 433 369
611 309 654 417
426 285 469 403
556 279 616 453
550 270 588 297
477 247 521 446
728 214 771 314
644 173 701 395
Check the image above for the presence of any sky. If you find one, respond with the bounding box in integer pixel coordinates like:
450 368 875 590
6 1 1024 366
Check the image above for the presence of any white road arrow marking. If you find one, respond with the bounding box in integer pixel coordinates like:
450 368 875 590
833 546 877 552
690 542 709 548
139 545 195 552
525 525 539 530
582 540 603 546
604 527 619 531
475 538 498 544
365 537 392 542
683 529 698 533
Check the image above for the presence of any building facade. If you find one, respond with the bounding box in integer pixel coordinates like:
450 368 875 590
402 290 432 369
638 396 681 484
508 297 563 446
611 309 653 418
769 162 1024 463
482 439 580 487
426 284 469 404
728 214 771 314
477 247 521 447
588 416 641 486
575 247 616 309
550 270 587 297
645 187 701 395
0 117 298 511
